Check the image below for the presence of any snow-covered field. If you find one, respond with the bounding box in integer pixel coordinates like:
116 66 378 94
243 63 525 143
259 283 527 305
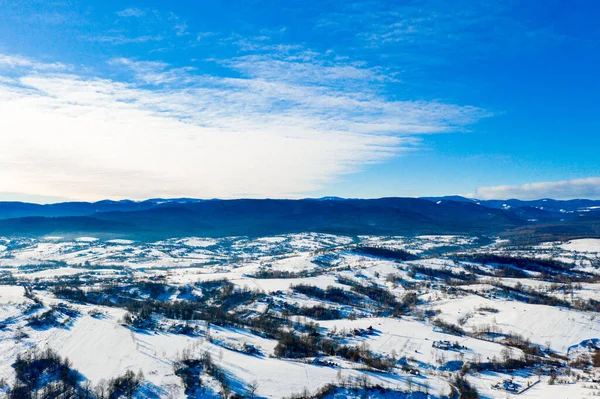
560 239 600 254
1 233 600 398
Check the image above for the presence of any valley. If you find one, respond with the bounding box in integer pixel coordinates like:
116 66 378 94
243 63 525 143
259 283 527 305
1 233 600 398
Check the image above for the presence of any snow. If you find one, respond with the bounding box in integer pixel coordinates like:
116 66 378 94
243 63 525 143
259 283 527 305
232 275 343 293
0 285 26 303
107 239 135 245
319 317 512 365
27 308 446 398
434 295 600 355
560 239 600 253
75 237 99 242
178 237 219 247
19 267 87 279
1 232 600 398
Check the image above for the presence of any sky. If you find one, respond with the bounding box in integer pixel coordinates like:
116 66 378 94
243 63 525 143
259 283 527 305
0 0 598 202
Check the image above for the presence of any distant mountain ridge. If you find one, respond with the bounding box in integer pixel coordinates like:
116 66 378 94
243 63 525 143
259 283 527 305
0 198 206 219
0 197 598 242
422 196 600 210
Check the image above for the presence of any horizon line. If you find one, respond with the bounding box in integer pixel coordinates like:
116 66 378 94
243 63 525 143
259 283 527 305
0 195 598 206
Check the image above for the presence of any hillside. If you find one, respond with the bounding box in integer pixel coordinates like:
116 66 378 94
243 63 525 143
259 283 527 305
0 197 598 241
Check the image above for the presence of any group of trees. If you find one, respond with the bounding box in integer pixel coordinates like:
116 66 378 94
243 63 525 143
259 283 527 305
457 254 573 274
274 331 320 358
285 380 409 399
274 332 395 371
335 344 396 371
281 303 342 321
26 309 59 329
101 370 144 399
452 375 479 399
488 280 571 308
10 347 79 399
337 277 418 316
173 350 242 398
352 246 418 261
6 347 143 399
456 253 600 284
250 270 309 279
53 281 265 333
292 284 362 306
432 318 465 337
407 265 475 283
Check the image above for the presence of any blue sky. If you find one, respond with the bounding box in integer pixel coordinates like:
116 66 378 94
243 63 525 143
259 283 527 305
0 0 598 202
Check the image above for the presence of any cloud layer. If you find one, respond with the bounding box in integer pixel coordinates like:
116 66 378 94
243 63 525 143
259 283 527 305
0 50 487 201
474 178 600 200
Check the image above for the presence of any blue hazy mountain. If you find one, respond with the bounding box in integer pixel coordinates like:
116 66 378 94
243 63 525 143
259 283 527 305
0 197 598 242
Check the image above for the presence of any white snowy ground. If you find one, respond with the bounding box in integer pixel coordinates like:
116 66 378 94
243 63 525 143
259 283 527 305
0 295 450 398
432 294 600 355
560 239 600 254
1 234 600 398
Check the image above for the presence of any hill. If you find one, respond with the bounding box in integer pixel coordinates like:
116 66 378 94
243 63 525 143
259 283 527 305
0 197 598 241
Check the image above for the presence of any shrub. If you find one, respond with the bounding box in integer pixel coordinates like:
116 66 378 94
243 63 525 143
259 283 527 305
453 376 479 399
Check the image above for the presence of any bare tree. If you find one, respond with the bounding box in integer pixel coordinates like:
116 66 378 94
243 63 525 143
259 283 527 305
221 384 232 399
94 379 108 399
248 380 259 399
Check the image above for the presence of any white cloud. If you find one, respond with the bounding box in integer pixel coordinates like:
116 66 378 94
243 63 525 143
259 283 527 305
0 54 67 71
173 22 189 36
474 178 600 200
196 32 215 41
318 1 566 59
116 8 146 18
0 52 488 201
89 35 164 45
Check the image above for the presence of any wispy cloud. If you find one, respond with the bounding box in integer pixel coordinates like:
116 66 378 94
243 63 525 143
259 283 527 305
225 51 394 89
196 32 215 41
474 178 600 200
0 54 68 71
166 12 190 37
0 50 488 201
116 8 146 18
89 35 164 45
173 22 189 36
99 8 189 45
316 0 568 58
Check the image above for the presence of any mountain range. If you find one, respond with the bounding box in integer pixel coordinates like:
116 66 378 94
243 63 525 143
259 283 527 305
0 196 598 242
